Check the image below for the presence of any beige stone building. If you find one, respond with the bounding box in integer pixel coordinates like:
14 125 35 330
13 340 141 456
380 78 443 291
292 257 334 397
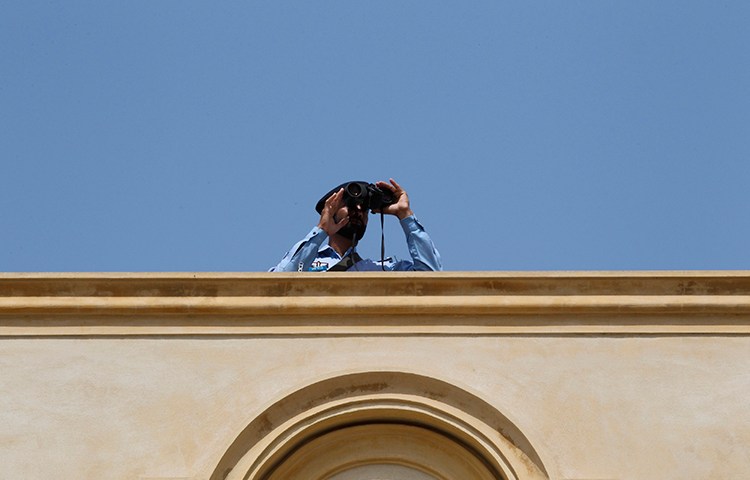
1 271 748 479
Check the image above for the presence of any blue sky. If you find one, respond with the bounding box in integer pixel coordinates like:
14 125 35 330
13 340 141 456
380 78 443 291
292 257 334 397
2 1 749 272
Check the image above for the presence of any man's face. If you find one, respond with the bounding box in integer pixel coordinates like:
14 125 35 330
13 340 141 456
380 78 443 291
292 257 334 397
334 202 368 240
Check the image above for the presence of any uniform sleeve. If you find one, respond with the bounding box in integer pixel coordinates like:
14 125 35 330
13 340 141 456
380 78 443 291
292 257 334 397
269 227 328 272
396 216 443 271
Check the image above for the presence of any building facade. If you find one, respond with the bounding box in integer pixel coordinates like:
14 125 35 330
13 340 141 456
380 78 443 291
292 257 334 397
1 272 749 479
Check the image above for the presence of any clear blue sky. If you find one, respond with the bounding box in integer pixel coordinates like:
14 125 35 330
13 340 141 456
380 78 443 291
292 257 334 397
2 2 748 272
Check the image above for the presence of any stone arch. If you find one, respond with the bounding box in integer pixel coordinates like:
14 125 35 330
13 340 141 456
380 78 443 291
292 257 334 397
211 371 548 480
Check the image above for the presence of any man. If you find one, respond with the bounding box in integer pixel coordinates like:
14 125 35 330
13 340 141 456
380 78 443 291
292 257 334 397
269 178 442 272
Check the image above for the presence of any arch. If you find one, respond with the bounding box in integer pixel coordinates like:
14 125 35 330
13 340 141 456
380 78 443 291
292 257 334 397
211 372 548 480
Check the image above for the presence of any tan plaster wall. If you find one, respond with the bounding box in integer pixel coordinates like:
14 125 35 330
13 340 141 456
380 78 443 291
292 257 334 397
1 272 749 480
2 336 748 479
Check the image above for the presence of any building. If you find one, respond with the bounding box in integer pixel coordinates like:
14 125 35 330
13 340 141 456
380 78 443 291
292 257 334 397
1 271 748 479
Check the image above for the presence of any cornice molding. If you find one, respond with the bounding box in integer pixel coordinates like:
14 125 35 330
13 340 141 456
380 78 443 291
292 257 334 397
2 272 749 336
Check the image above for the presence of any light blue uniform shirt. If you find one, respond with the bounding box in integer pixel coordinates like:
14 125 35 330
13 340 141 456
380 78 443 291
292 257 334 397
269 215 442 272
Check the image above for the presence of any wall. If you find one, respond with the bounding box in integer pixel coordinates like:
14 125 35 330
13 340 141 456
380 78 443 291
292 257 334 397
1 272 748 480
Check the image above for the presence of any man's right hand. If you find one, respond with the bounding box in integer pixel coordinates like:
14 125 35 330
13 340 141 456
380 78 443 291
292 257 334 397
317 188 349 237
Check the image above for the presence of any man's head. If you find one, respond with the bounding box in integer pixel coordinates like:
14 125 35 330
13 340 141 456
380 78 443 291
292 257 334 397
316 181 370 241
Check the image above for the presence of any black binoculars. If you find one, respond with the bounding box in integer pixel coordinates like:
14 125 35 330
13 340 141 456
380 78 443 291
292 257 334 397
341 181 395 211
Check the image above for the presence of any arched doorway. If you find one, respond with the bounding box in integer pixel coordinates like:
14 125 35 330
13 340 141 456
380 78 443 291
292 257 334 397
211 372 548 480
266 424 497 480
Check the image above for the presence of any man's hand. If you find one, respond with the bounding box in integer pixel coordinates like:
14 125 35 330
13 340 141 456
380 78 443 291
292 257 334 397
317 188 349 237
374 178 414 220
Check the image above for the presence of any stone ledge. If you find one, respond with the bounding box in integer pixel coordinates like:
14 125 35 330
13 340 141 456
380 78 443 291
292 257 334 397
3 271 750 296
1 272 749 336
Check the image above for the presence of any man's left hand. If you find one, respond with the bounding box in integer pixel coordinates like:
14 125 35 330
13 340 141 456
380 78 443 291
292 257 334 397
374 178 414 220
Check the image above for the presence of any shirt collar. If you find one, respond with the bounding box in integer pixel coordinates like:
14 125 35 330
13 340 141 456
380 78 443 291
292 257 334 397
318 243 357 260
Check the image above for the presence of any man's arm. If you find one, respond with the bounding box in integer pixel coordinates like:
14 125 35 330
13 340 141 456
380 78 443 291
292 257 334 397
268 227 328 272
269 188 347 272
374 179 442 271
399 215 442 271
